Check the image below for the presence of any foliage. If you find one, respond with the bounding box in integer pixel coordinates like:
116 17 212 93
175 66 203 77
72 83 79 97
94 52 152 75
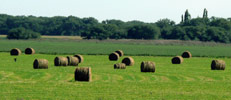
184 9 191 24
127 24 160 39
7 27 40 39
203 8 208 18
0 9 231 42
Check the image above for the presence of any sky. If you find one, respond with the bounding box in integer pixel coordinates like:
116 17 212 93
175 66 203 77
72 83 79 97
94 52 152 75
0 0 230 23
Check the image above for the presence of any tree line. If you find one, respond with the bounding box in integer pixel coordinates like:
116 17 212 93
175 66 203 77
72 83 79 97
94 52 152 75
1 9 231 43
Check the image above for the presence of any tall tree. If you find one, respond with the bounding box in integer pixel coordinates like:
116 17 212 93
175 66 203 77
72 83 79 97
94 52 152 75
203 8 208 18
181 14 184 23
184 9 191 23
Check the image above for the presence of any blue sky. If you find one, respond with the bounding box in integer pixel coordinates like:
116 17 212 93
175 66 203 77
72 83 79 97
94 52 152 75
0 0 230 23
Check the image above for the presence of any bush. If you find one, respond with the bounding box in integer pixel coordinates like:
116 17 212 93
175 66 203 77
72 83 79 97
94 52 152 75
7 27 41 39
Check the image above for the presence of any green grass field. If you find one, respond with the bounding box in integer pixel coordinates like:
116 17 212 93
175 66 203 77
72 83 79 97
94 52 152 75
1 39 231 57
0 52 231 100
1 38 231 99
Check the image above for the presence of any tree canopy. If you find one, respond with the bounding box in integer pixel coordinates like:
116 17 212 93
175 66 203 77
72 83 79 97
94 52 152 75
1 9 231 43
7 27 40 39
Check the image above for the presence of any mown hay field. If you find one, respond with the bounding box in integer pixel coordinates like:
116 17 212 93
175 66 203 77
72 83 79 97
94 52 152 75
1 38 231 99
1 53 231 100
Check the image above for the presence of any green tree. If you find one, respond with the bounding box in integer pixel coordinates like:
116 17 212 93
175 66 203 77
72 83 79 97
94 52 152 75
200 27 229 43
181 14 184 23
60 16 83 36
184 26 206 40
210 18 231 30
81 25 108 40
0 14 9 34
156 19 175 39
156 19 175 28
102 19 125 27
127 24 160 39
190 18 209 26
203 8 208 18
7 27 40 39
184 9 191 23
169 26 186 40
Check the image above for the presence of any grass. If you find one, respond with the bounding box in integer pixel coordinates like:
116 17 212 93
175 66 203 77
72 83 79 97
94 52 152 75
0 35 82 40
0 52 231 99
1 39 231 57
1 37 231 99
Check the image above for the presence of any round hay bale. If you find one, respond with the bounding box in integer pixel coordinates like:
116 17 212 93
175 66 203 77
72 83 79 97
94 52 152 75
181 51 192 58
67 56 79 66
54 56 68 66
33 59 48 69
74 54 84 63
75 67 92 82
172 56 184 64
25 48 35 55
114 63 126 69
10 48 21 56
109 52 120 61
141 61 155 72
115 50 124 57
211 60 225 70
122 57 134 66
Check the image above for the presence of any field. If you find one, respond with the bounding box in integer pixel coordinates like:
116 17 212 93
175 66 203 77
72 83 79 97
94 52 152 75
1 38 231 99
1 38 231 57
1 53 231 100
0 35 82 40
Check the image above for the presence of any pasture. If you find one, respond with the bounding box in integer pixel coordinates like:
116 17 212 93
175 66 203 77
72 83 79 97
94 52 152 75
0 38 231 99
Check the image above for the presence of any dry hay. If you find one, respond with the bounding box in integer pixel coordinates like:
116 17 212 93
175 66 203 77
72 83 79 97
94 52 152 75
115 50 124 57
54 56 68 66
122 57 135 66
181 51 192 58
114 63 126 69
33 59 48 69
141 61 155 72
25 48 35 55
67 56 79 66
172 56 184 64
109 52 120 61
211 60 225 70
74 54 84 63
10 48 21 56
75 67 92 82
